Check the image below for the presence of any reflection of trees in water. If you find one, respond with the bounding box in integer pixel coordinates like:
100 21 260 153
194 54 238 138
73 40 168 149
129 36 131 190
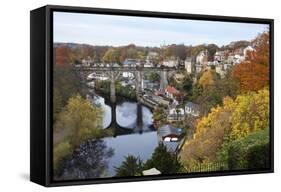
55 140 114 180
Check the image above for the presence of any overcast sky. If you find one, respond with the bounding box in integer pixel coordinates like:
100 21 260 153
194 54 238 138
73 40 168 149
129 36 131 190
54 12 268 47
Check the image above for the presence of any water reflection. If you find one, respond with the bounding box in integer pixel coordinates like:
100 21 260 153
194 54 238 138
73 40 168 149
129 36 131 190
94 95 154 131
55 140 114 180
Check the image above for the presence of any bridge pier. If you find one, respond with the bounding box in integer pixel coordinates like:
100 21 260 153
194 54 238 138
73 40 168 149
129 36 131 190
110 103 118 137
110 79 116 103
135 71 143 100
160 70 168 90
136 102 143 133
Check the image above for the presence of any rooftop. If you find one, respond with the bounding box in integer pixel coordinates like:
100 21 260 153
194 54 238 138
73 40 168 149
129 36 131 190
158 124 182 138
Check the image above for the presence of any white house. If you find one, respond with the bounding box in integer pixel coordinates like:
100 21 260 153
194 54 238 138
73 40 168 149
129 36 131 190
122 72 134 79
82 57 92 66
233 54 245 65
87 72 109 81
146 51 159 61
214 51 226 63
195 64 203 74
144 62 154 67
167 107 185 122
162 59 179 68
196 50 208 65
185 102 200 117
185 58 193 74
243 45 255 57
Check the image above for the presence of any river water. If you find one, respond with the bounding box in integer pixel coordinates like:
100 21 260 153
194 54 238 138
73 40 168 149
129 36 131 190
55 95 164 180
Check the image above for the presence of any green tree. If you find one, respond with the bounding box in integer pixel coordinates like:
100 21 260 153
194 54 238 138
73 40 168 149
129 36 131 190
53 64 80 119
145 72 160 82
115 155 143 177
144 143 183 174
218 128 270 170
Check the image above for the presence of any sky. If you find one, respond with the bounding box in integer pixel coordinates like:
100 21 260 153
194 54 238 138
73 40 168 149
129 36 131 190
53 11 268 47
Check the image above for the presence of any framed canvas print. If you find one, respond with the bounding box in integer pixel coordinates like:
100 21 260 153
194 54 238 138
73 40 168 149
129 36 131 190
30 5 274 187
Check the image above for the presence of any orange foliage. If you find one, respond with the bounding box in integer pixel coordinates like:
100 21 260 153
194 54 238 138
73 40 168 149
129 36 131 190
232 32 270 92
55 46 72 67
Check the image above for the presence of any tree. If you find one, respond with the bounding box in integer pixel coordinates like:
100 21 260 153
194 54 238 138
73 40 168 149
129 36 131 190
115 155 143 177
145 72 160 82
198 70 219 89
53 95 105 170
194 70 239 115
180 97 235 167
229 88 270 140
102 48 121 64
180 88 269 168
144 143 183 174
218 128 270 170
232 31 269 92
54 95 104 147
206 44 219 61
55 46 73 67
53 63 80 119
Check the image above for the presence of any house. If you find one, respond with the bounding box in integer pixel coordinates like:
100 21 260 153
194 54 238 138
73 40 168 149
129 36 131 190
214 51 226 63
185 57 193 74
195 64 203 74
123 58 138 66
185 102 200 117
122 72 134 79
87 72 109 81
81 56 92 66
162 58 179 68
142 79 159 91
144 62 154 67
196 50 208 66
158 124 183 142
233 54 245 64
167 107 185 122
165 85 183 101
243 45 255 60
146 51 159 62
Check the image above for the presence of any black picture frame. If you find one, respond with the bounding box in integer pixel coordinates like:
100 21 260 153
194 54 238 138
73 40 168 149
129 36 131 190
30 4 274 187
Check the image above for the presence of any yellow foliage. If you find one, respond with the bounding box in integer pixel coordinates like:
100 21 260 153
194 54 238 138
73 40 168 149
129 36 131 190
180 88 270 166
53 141 71 171
198 70 215 89
230 88 269 140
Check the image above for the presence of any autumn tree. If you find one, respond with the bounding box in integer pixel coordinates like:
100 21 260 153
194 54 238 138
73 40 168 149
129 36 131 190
232 32 270 92
55 46 73 67
229 88 270 140
53 95 105 170
102 48 121 64
198 70 219 89
180 88 269 168
179 97 235 167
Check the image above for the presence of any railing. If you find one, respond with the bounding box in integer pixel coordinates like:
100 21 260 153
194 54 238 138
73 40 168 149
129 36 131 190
185 162 228 173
